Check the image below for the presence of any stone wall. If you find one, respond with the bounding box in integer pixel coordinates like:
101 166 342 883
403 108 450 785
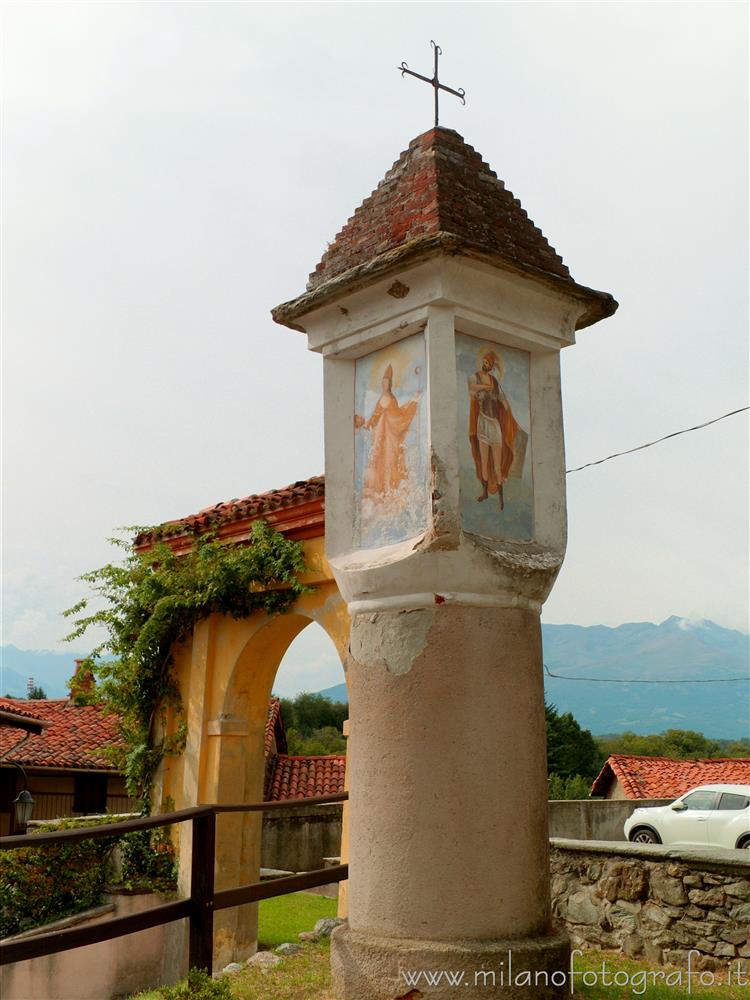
548 799 671 842
550 839 750 972
261 803 343 872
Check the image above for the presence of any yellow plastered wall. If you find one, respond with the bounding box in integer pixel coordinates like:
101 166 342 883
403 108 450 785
153 537 350 968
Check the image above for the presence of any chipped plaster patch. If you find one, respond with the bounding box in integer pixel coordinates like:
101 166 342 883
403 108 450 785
350 609 433 676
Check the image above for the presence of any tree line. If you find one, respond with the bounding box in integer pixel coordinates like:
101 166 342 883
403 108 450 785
276 692 750 798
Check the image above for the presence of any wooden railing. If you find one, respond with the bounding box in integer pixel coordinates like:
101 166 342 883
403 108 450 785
0 793 348 975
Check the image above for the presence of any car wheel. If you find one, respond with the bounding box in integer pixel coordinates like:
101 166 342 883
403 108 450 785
629 827 661 844
737 836 750 850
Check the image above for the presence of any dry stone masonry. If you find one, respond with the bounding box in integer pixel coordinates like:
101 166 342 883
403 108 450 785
551 840 750 974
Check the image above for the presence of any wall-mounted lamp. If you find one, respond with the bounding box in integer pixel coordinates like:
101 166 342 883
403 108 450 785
13 788 35 830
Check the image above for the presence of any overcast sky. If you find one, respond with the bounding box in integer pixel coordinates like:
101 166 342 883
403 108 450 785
2 3 748 697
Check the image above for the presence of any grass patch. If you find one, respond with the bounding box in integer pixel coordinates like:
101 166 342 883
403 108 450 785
257 891 337 949
130 941 332 1000
225 941 332 999
131 907 748 1000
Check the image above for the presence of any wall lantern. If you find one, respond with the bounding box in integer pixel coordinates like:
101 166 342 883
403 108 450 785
13 788 35 830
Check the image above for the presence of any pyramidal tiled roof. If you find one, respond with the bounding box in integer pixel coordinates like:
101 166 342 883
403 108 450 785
273 129 617 331
591 754 750 800
309 127 570 289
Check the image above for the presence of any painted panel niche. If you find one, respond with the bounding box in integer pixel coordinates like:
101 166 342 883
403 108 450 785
455 332 534 541
354 333 428 549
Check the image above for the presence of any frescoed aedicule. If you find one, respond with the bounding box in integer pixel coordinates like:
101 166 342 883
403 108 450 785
354 334 428 548
456 332 533 541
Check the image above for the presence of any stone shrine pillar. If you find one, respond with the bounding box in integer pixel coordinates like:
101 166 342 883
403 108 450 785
273 129 617 998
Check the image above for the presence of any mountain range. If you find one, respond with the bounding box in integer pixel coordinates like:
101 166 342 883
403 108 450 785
2 617 748 739
318 616 749 739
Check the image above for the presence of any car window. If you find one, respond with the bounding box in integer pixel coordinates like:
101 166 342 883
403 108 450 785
717 793 750 810
681 791 717 810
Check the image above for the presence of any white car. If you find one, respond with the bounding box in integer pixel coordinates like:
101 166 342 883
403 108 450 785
624 784 750 850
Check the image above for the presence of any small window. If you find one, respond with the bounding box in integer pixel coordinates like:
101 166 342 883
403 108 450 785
73 774 108 815
0 769 17 812
681 791 717 810
717 792 750 810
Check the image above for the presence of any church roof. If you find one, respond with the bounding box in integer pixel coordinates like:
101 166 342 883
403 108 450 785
273 128 617 331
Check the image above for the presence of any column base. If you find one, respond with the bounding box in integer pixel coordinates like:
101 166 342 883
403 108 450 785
331 924 570 999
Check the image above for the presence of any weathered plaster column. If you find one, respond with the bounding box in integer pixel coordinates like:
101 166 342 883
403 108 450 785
273 128 617 999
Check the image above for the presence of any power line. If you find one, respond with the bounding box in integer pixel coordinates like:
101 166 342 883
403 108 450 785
544 664 749 684
566 406 749 475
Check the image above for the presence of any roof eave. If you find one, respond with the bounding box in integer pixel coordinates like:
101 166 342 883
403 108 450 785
0 709 51 735
272 232 618 333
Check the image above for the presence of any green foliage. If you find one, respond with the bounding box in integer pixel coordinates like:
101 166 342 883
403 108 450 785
27 685 47 700
0 819 115 936
152 969 232 1000
596 728 740 760
118 827 178 892
286 726 347 756
64 520 309 810
279 693 348 740
548 773 594 800
0 816 178 936
546 702 603 781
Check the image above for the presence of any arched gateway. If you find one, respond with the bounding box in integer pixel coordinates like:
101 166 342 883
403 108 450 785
139 476 349 969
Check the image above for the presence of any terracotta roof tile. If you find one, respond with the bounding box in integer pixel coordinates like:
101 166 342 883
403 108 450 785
273 129 617 333
136 476 324 548
265 697 287 756
265 754 346 802
0 698 123 771
0 701 45 724
591 754 750 799
309 128 571 289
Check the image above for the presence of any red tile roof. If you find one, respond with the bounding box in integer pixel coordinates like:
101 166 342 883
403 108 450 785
273 128 617 332
265 754 346 802
265 697 287 756
591 754 750 800
0 701 45 724
0 698 123 771
0 693 345 798
309 128 570 289
135 476 325 550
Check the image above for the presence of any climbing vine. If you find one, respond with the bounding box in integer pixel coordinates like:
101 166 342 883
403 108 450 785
64 520 309 811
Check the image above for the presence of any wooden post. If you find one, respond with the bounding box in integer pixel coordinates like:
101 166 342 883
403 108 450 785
189 811 216 974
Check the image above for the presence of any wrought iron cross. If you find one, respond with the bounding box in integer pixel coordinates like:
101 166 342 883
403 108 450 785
398 40 466 128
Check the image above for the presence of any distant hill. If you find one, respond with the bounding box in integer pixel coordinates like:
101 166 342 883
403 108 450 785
542 616 748 739
317 617 748 739
5 617 748 738
317 682 348 705
0 645 83 699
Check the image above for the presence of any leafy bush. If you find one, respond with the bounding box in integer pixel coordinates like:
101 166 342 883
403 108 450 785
119 827 177 892
0 817 177 938
286 725 347 756
0 836 113 937
548 773 593 800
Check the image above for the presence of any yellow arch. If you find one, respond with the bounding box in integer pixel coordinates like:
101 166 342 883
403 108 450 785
153 536 349 968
